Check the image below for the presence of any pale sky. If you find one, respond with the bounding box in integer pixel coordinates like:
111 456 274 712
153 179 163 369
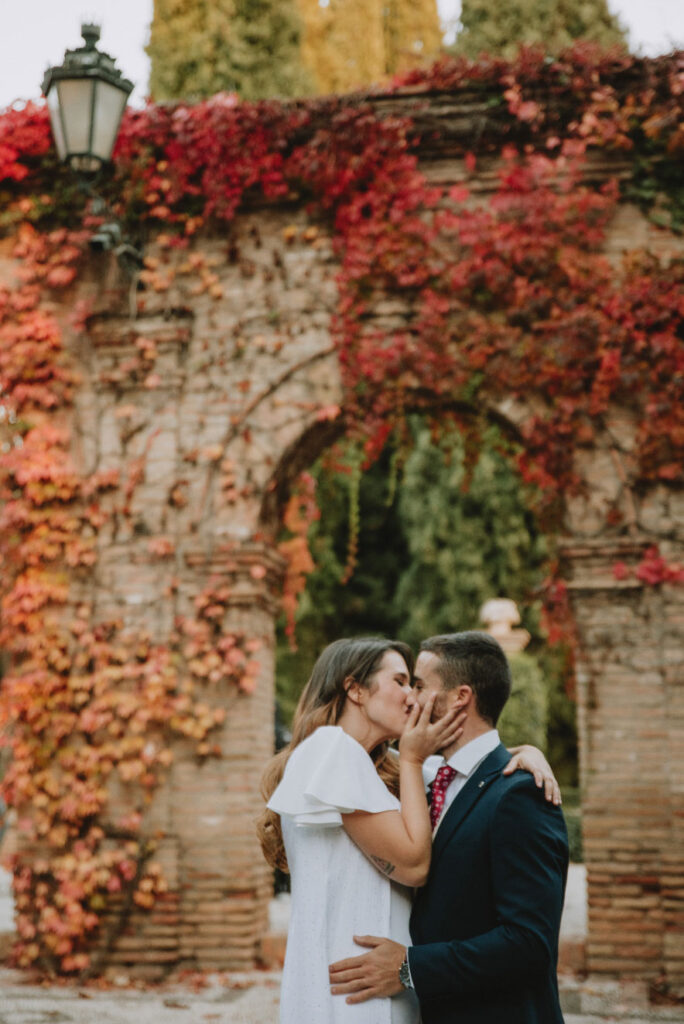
0 0 683 110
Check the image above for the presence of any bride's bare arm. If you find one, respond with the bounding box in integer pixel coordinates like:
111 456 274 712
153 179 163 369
342 696 464 887
503 745 561 805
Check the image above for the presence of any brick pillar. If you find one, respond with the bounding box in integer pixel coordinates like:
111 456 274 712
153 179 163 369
662 557 684 998
105 542 285 977
563 538 684 996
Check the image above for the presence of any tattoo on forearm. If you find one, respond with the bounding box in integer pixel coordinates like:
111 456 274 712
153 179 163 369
370 855 396 877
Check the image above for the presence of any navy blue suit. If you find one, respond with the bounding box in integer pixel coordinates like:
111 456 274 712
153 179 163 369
409 744 569 1024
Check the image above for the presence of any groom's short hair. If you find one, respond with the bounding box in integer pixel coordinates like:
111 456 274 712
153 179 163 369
420 631 512 727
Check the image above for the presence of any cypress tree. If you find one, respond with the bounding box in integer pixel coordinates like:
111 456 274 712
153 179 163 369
148 0 445 100
453 0 628 59
147 0 312 101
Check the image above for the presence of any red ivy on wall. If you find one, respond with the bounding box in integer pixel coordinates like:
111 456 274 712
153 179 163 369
0 45 683 974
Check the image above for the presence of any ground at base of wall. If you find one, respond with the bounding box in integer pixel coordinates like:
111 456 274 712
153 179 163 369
559 976 683 1021
0 969 681 1024
2 867 682 1021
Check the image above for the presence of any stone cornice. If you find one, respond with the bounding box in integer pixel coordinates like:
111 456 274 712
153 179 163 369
184 542 287 614
560 536 655 591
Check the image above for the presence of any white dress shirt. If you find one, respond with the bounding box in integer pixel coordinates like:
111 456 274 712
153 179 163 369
422 729 501 832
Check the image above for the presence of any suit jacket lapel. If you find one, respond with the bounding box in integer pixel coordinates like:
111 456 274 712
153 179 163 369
430 743 510 867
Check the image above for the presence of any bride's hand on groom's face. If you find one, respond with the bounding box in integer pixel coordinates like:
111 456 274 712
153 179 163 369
399 694 466 764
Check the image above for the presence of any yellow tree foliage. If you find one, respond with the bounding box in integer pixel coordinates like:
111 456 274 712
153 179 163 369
296 0 385 95
148 0 312 101
297 0 443 94
148 0 444 101
148 0 232 101
384 0 444 76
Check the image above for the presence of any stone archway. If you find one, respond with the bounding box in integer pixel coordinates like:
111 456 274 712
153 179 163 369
2 145 683 997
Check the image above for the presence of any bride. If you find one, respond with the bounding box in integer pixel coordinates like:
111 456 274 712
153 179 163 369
257 637 556 1024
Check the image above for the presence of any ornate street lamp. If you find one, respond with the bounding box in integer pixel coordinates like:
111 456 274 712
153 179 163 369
41 24 141 269
42 23 133 174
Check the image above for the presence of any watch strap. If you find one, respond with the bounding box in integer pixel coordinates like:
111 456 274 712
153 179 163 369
399 955 413 990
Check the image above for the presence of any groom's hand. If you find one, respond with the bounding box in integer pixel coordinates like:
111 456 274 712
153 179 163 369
329 936 406 1003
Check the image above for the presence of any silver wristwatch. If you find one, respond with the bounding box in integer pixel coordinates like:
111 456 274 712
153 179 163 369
399 956 413 990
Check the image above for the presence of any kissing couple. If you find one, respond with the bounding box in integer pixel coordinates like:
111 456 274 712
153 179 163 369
258 631 568 1023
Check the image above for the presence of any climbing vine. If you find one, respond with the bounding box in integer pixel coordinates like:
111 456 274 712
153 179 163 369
0 225 260 973
0 44 683 974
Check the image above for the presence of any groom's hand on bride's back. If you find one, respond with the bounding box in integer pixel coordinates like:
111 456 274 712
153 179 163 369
329 936 406 1003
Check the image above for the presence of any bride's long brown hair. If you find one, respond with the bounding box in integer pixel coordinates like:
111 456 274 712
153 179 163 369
257 637 414 872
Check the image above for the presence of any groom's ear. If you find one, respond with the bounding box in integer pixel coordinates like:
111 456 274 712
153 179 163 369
451 685 473 711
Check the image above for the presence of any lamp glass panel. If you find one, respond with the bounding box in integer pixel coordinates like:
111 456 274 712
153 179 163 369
46 88 67 161
57 78 95 156
91 81 128 163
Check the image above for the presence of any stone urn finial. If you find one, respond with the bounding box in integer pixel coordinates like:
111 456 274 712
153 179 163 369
479 598 530 654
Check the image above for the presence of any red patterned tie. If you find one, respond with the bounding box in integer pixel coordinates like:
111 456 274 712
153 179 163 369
430 764 458 829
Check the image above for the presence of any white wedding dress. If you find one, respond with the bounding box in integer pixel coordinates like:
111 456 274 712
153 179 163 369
268 725 421 1024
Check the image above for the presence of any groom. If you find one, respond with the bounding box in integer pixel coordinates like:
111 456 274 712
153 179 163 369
329 631 569 1024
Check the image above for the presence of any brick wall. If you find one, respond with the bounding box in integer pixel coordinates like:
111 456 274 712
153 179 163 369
563 540 683 992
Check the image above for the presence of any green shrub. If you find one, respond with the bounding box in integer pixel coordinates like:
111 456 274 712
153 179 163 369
560 786 583 862
498 651 548 752
564 807 584 862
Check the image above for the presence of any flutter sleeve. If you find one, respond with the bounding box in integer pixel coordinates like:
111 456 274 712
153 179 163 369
267 725 400 826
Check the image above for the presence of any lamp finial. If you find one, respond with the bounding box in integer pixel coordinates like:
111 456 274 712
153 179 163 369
81 23 101 50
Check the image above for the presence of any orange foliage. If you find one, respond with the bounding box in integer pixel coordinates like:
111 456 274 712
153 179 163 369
0 220 262 974
278 474 319 647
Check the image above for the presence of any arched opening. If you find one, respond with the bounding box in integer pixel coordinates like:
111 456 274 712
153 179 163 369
268 419 575 765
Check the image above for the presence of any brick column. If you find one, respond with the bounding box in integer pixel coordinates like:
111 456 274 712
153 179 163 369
562 538 684 996
104 542 285 977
